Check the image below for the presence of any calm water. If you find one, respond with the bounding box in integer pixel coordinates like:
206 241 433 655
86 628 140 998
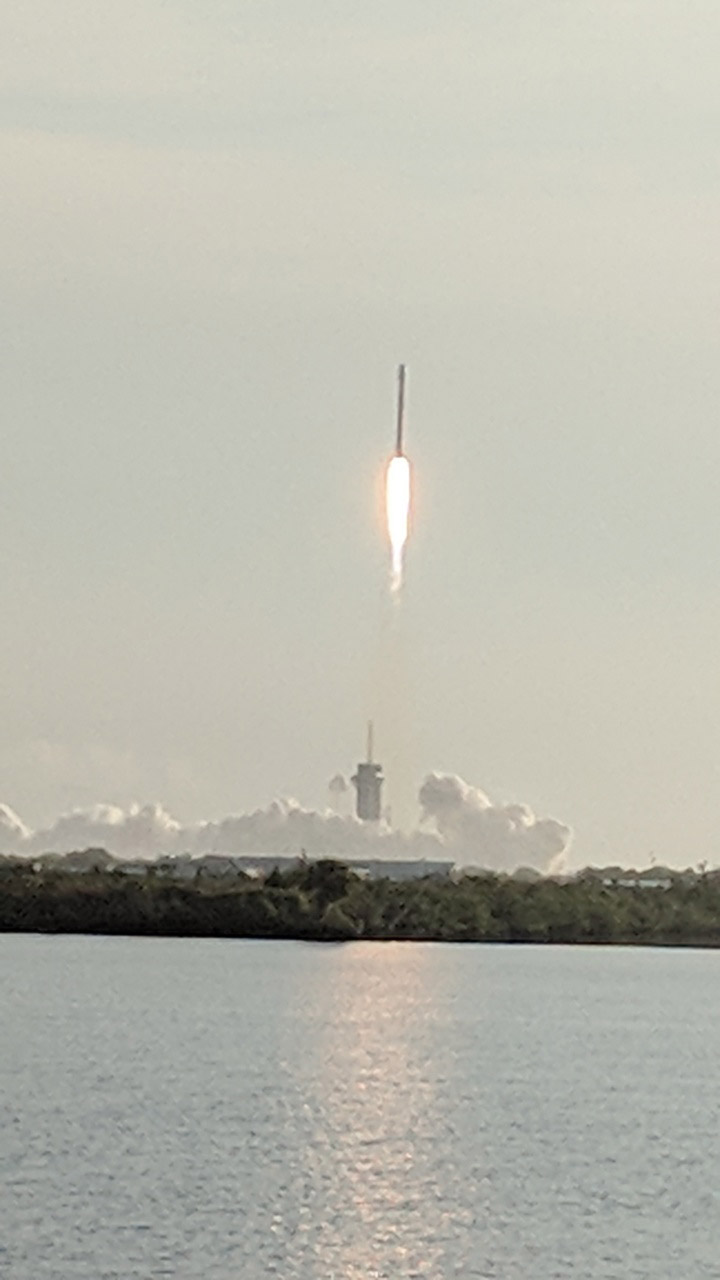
1 937 718 1279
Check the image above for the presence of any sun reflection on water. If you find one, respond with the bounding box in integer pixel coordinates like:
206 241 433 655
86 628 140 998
294 943 474 1280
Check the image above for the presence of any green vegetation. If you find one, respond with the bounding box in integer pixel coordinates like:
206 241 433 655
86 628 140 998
3 858 720 946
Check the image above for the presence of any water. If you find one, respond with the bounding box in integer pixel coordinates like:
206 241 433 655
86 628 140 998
1 937 718 1279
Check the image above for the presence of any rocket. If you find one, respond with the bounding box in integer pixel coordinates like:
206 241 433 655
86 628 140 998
395 363 406 456
386 363 411 592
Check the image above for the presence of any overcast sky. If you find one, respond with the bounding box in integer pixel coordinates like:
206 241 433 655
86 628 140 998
4 0 720 867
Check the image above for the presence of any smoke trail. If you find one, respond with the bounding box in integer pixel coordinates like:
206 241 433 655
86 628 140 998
385 453 411 592
378 586 417 829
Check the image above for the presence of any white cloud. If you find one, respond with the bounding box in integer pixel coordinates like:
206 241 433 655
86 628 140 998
2 775 571 871
27 802 181 859
419 773 570 872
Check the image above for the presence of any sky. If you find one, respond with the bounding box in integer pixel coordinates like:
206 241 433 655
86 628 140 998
4 0 720 868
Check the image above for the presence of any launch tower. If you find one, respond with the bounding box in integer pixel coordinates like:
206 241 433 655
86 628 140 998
352 722 384 821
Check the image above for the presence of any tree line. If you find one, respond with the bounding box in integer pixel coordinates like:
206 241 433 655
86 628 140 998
2 858 720 945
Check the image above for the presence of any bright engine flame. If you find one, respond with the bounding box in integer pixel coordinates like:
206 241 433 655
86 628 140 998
385 453 411 592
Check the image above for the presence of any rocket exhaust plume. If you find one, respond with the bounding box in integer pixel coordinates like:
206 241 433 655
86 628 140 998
385 364 412 592
386 454 411 592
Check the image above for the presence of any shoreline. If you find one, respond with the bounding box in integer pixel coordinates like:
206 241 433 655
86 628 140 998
3 927 720 950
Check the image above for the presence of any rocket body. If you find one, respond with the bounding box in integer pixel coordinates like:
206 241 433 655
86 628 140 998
395 363 406 455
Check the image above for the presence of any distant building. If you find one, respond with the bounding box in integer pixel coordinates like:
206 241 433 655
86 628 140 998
36 847 114 875
111 861 148 878
355 859 454 881
154 858 198 882
580 865 676 890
